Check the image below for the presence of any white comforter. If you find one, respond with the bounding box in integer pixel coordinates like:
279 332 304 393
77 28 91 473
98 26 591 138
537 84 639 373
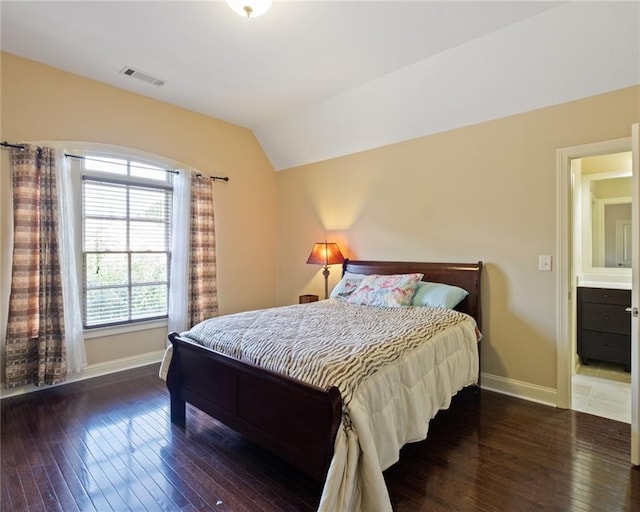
160 300 479 512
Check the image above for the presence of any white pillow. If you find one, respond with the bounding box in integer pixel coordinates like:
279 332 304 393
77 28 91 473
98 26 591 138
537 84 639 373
329 272 367 299
411 281 469 309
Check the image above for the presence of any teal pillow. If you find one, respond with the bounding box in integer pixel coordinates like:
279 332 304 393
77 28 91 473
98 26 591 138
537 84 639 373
411 281 469 309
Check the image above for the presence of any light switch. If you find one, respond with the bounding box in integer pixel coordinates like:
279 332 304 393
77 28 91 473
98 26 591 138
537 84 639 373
539 255 552 271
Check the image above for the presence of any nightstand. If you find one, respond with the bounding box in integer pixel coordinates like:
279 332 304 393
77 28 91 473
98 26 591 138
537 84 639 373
299 294 319 304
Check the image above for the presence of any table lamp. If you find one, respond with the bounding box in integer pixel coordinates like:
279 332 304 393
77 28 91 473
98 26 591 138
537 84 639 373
306 242 345 299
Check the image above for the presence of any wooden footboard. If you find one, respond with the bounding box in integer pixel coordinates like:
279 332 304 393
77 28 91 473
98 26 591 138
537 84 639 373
166 332 343 481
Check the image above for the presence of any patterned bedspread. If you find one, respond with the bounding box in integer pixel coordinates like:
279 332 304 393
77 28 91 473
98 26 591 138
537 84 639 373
163 299 480 512
183 299 471 406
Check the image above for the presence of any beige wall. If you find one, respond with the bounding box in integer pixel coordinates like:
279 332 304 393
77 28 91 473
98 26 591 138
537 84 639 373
0 52 277 371
2 49 639 395
582 151 632 175
592 177 632 199
276 85 640 390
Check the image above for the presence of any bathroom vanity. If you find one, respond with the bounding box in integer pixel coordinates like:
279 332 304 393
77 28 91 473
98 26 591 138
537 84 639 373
577 286 631 372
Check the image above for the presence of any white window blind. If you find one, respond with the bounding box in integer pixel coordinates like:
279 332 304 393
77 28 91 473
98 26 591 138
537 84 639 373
81 158 173 328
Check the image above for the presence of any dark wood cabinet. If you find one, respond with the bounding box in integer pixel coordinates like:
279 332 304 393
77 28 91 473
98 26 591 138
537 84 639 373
299 294 319 304
577 287 631 372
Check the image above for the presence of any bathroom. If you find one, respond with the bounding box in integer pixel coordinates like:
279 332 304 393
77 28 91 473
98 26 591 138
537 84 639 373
571 151 632 423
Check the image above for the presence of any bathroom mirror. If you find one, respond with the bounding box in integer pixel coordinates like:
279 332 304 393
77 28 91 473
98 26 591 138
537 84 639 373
577 150 632 277
589 176 632 268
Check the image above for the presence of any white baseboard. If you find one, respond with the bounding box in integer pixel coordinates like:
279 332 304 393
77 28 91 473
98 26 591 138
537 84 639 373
481 372 557 407
0 349 166 400
1 357 558 407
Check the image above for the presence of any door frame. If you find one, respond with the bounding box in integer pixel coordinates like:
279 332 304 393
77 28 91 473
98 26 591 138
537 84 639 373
631 123 639 465
556 136 631 409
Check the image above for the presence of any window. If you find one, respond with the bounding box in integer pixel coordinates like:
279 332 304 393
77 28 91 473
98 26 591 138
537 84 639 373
81 155 173 328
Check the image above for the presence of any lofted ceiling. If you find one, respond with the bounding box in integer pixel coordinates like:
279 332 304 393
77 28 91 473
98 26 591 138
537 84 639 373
2 1 639 170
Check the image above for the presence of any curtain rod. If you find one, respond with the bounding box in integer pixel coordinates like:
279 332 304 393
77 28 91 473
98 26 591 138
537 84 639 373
195 173 229 182
1 143 229 182
1 141 26 150
65 152 230 182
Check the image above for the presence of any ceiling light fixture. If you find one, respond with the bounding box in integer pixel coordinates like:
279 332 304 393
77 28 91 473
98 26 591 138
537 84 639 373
225 0 273 18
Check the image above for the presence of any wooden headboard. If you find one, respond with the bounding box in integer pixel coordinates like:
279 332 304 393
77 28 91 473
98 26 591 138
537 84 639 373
342 259 483 330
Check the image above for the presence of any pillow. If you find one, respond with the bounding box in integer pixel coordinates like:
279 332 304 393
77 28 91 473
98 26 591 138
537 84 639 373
347 273 423 308
329 272 367 299
411 281 469 309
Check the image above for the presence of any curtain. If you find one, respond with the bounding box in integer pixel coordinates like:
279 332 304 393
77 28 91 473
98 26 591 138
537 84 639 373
167 170 191 334
4 146 67 387
188 173 218 327
56 149 86 374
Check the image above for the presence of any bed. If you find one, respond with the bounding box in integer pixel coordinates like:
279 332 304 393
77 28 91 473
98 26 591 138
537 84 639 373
163 259 482 511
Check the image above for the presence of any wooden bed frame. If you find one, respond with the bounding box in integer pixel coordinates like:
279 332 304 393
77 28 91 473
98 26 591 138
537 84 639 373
166 259 482 481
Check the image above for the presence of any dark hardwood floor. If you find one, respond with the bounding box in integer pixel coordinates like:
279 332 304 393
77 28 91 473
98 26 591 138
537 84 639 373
1 364 638 512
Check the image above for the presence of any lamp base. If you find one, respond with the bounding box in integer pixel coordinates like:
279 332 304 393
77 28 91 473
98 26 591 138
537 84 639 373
322 266 330 300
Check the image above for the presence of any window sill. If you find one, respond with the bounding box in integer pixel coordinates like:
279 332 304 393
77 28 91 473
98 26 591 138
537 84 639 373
83 319 168 340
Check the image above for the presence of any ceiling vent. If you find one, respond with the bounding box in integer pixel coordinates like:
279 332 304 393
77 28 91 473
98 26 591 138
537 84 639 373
119 66 166 87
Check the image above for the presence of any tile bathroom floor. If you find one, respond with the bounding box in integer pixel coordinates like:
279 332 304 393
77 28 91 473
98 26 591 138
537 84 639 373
572 361 631 423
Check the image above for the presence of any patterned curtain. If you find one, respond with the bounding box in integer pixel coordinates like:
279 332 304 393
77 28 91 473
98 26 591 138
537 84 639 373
188 173 218 327
5 146 67 388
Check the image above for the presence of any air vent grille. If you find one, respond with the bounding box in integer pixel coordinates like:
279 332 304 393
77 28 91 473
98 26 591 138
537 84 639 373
119 66 166 87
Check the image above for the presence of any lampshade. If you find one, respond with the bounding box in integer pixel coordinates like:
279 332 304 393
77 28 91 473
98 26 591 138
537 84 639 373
225 0 273 18
306 242 344 267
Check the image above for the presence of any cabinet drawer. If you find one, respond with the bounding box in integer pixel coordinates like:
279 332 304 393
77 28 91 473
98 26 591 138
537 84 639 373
579 330 631 366
578 287 630 306
581 303 631 335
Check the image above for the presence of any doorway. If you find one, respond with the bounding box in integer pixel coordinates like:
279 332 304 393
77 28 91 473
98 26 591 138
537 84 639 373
556 137 634 419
